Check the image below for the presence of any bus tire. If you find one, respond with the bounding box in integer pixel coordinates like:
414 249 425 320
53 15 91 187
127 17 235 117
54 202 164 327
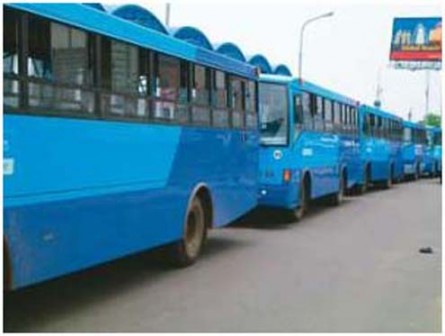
383 164 393 189
356 164 370 195
328 169 346 206
168 196 207 267
413 163 420 180
292 175 309 221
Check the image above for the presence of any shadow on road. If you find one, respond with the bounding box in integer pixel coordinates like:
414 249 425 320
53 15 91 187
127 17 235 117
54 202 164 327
4 235 250 332
230 197 356 230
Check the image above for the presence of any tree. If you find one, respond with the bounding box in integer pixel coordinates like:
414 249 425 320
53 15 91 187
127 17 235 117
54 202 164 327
422 113 441 127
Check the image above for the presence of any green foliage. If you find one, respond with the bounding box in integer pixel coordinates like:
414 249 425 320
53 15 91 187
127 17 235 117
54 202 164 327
422 113 441 127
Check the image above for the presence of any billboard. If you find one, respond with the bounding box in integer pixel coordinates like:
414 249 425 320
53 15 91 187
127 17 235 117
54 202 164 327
390 17 442 62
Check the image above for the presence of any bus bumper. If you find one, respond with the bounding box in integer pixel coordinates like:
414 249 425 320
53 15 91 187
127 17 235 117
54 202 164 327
258 183 298 210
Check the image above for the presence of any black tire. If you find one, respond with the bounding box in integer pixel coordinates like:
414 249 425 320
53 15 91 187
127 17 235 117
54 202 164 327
356 164 370 195
413 163 420 180
329 170 345 206
168 197 207 267
434 162 440 178
292 177 308 221
382 164 393 189
431 163 437 178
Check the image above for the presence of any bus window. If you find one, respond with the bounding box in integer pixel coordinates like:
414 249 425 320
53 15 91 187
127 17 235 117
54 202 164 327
245 81 257 130
28 14 51 80
259 83 288 146
106 41 143 118
152 54 181 121
191 64 210 126
27 15 95 113
376 116 382 137
4 7 20 108
212 70 229 128
302 92 313 130
324 99 333 132
230 76 245 129
343 105 349 134
352 108 357 135
369 114 375 136
380 118 384 138
404 127 412 142
333 102 341 132
314 95 324 131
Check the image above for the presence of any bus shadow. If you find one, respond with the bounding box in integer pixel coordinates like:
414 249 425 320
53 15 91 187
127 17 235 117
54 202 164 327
230 197 356 230
3 236 250 332
229 208 293 230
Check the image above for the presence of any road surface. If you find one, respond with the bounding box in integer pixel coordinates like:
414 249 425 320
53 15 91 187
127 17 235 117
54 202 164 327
4 179 441 332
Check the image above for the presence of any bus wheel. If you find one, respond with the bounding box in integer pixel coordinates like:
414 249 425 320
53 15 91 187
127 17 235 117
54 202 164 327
356 165 369 195
293 177 308 221
169 197 206 267
413 163 420 180
329 170 345 206
383 165 393 189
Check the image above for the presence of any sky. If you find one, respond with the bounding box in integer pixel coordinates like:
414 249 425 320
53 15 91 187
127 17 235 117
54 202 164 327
105 0 442 122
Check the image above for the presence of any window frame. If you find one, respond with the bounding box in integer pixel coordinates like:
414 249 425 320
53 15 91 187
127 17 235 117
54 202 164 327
4 8 260 131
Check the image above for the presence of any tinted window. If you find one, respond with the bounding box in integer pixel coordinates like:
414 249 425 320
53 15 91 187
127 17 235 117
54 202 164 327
191 64 210 125
245 81 257 129
51 22 89 85
28 14 51 79
314 95 323 130
27 16 94 113
333 102 341 127
325 99 332 121
152 54 181 121
3 7 20 107
231 76 244 128
302 92 313 129
4 7 19 76
210 70 228 128
213 70 227 108
192 64 209 106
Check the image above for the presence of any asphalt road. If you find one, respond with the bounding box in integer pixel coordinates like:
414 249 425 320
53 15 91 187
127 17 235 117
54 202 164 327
4 178 442 332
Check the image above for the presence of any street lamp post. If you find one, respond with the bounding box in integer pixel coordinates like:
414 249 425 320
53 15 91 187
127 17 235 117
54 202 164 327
298 11 334 81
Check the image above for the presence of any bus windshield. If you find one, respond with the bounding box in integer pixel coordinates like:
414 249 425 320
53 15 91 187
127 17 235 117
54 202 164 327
259 83 288 146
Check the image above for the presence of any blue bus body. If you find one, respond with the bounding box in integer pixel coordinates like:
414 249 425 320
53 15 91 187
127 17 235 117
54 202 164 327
402 121 427 179
4 4 259 289
258 76 360 212
433 128 442 176
358 105 404 187
424 126 441 176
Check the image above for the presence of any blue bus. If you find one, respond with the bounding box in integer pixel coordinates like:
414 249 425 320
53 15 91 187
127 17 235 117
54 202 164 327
402 121 428 180
357 105 404 190
432 128 442 179
258 76 360 220
3 4 259 289
424 126 441 177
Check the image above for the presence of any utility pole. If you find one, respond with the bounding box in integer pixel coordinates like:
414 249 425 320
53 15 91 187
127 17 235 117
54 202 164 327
374 67 383 108
165 3 171 28
298 11 334 81
425 69 430 118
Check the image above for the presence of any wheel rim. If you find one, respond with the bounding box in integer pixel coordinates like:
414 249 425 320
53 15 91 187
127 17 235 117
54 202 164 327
184 204 204 259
